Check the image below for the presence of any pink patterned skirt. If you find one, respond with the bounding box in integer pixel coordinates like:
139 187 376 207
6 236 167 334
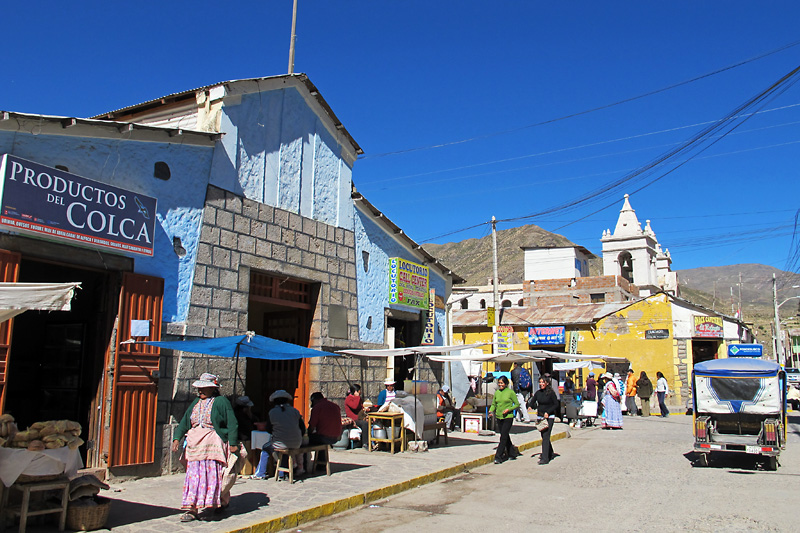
182 459 225 510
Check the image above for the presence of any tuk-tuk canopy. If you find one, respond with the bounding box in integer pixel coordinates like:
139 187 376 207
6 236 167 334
693 358 780 378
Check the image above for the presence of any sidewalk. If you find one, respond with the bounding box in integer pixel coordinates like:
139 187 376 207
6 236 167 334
91 422 569 533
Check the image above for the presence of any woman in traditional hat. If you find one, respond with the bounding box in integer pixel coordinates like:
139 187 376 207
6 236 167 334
252 390 305 479
600 372 624 429
377 379 397 406
171 373 238 522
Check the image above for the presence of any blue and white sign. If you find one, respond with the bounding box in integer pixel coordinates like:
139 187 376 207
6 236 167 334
528 326 565 345
0 154 157 256
727 344 763 357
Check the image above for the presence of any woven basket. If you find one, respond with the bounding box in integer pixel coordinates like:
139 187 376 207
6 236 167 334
67 496 112 531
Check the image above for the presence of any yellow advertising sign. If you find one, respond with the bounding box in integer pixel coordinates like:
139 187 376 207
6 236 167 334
487 307 496 327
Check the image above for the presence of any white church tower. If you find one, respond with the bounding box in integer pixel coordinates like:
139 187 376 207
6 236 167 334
601 195 678 296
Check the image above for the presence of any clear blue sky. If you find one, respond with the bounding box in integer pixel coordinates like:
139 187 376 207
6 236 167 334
3 1 800 276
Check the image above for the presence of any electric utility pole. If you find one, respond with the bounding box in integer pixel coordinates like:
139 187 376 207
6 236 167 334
492 216 499 355
773 273 783 365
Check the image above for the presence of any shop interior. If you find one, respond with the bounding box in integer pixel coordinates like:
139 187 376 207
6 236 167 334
5 258 115 462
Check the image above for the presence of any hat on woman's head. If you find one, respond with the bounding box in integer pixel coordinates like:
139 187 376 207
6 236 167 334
269 390 293 402
384 379 395 386
235 395 254 407
441 385 450 393
192 373 220 388
601 372 613 380
588 372 595 377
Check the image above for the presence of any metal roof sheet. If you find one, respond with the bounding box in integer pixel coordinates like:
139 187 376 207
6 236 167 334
452 302 632 327
91 73 362 155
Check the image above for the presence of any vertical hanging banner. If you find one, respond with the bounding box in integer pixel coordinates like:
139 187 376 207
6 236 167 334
497 325 514 352
389 257 429 309
421 288 436 345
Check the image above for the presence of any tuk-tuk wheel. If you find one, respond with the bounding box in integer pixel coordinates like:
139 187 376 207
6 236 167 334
766 456 778 471
696 453 708 467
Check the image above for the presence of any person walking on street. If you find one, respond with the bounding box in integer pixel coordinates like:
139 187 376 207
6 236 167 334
530 376 559 464
625 369 638 416
600 372 624 429
489 376 520 464
656 371 670 417
636 372 654 417
171 373 238 522
511 362 532 423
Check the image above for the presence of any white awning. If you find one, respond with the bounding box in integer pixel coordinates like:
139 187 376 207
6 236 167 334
552 361 605 371
338 342 491 358
0 282 81 323
507 349 629 364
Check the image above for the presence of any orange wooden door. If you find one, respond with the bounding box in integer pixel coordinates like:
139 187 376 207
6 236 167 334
0 250 20 411
106 272 163 467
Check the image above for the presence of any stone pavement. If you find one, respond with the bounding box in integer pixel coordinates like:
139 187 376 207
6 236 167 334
78 422 568 533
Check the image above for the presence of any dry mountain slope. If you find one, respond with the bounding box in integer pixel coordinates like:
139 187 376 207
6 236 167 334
423 224 580 286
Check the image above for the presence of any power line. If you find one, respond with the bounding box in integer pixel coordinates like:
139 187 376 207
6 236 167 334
359 39 800 160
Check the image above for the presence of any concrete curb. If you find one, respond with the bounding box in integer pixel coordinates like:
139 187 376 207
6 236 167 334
226 430 570 533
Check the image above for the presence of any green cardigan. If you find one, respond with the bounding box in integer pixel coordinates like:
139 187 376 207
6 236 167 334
489 387 520 420
173 395 239 446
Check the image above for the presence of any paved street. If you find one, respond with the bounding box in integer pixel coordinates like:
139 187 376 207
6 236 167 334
298 413 800 532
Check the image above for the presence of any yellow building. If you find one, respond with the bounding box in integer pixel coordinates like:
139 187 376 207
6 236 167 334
452 292 755 407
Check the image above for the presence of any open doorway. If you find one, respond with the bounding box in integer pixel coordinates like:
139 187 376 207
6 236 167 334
692 339 720 365
246 272 318 420
387 316 421 390
5 259 115 464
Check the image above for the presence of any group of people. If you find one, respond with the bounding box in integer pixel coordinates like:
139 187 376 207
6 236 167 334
598 369 671 429
171 373 347 521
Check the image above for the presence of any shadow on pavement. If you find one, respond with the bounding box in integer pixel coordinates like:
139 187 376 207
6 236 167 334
683 450 774 471
105 498 181 528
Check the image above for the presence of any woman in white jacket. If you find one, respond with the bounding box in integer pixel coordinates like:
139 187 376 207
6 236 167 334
656 371 669 418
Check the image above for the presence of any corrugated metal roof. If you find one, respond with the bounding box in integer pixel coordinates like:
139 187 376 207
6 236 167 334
90 73 362 155
452 302 633 327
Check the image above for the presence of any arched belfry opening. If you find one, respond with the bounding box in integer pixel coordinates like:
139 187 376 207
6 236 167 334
618 251 633 283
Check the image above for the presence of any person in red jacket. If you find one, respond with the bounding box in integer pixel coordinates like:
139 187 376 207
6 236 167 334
345 384 369 447
308 392 342 446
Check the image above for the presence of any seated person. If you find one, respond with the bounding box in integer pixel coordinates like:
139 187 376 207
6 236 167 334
377 379 396 406
308 391 342 446
345 384 369 447
436 385 457 430
233 395 258 442
253 390 304 479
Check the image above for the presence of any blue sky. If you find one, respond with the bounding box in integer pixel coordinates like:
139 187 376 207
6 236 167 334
3 1 800 275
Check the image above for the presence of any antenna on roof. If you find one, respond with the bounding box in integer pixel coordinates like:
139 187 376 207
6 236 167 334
288 0 299 74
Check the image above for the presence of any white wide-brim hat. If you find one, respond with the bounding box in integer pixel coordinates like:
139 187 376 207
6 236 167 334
192 373 220 388
269 389 293 402
601 372 613 380
384 379 395 385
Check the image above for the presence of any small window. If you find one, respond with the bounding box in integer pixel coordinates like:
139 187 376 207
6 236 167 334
501 300 511 308
518 299 524 307
480 299 486 309
460 299 468 310
154 161 171 180
591 293 605 304
362 251 370 272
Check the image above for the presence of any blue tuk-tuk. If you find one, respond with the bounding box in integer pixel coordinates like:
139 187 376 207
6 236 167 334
692 358 786 470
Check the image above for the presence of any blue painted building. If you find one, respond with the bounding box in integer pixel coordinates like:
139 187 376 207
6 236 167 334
0 74 461 475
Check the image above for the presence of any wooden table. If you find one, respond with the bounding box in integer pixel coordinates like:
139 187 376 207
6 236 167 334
367 412 406 453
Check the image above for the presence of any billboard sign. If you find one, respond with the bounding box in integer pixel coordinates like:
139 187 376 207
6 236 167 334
694 316 723 338
0 154 157 256
389 257 429 310
527 326 565 345
727 344 763 357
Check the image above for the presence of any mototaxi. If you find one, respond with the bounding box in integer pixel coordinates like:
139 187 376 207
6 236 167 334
692 358 786 470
